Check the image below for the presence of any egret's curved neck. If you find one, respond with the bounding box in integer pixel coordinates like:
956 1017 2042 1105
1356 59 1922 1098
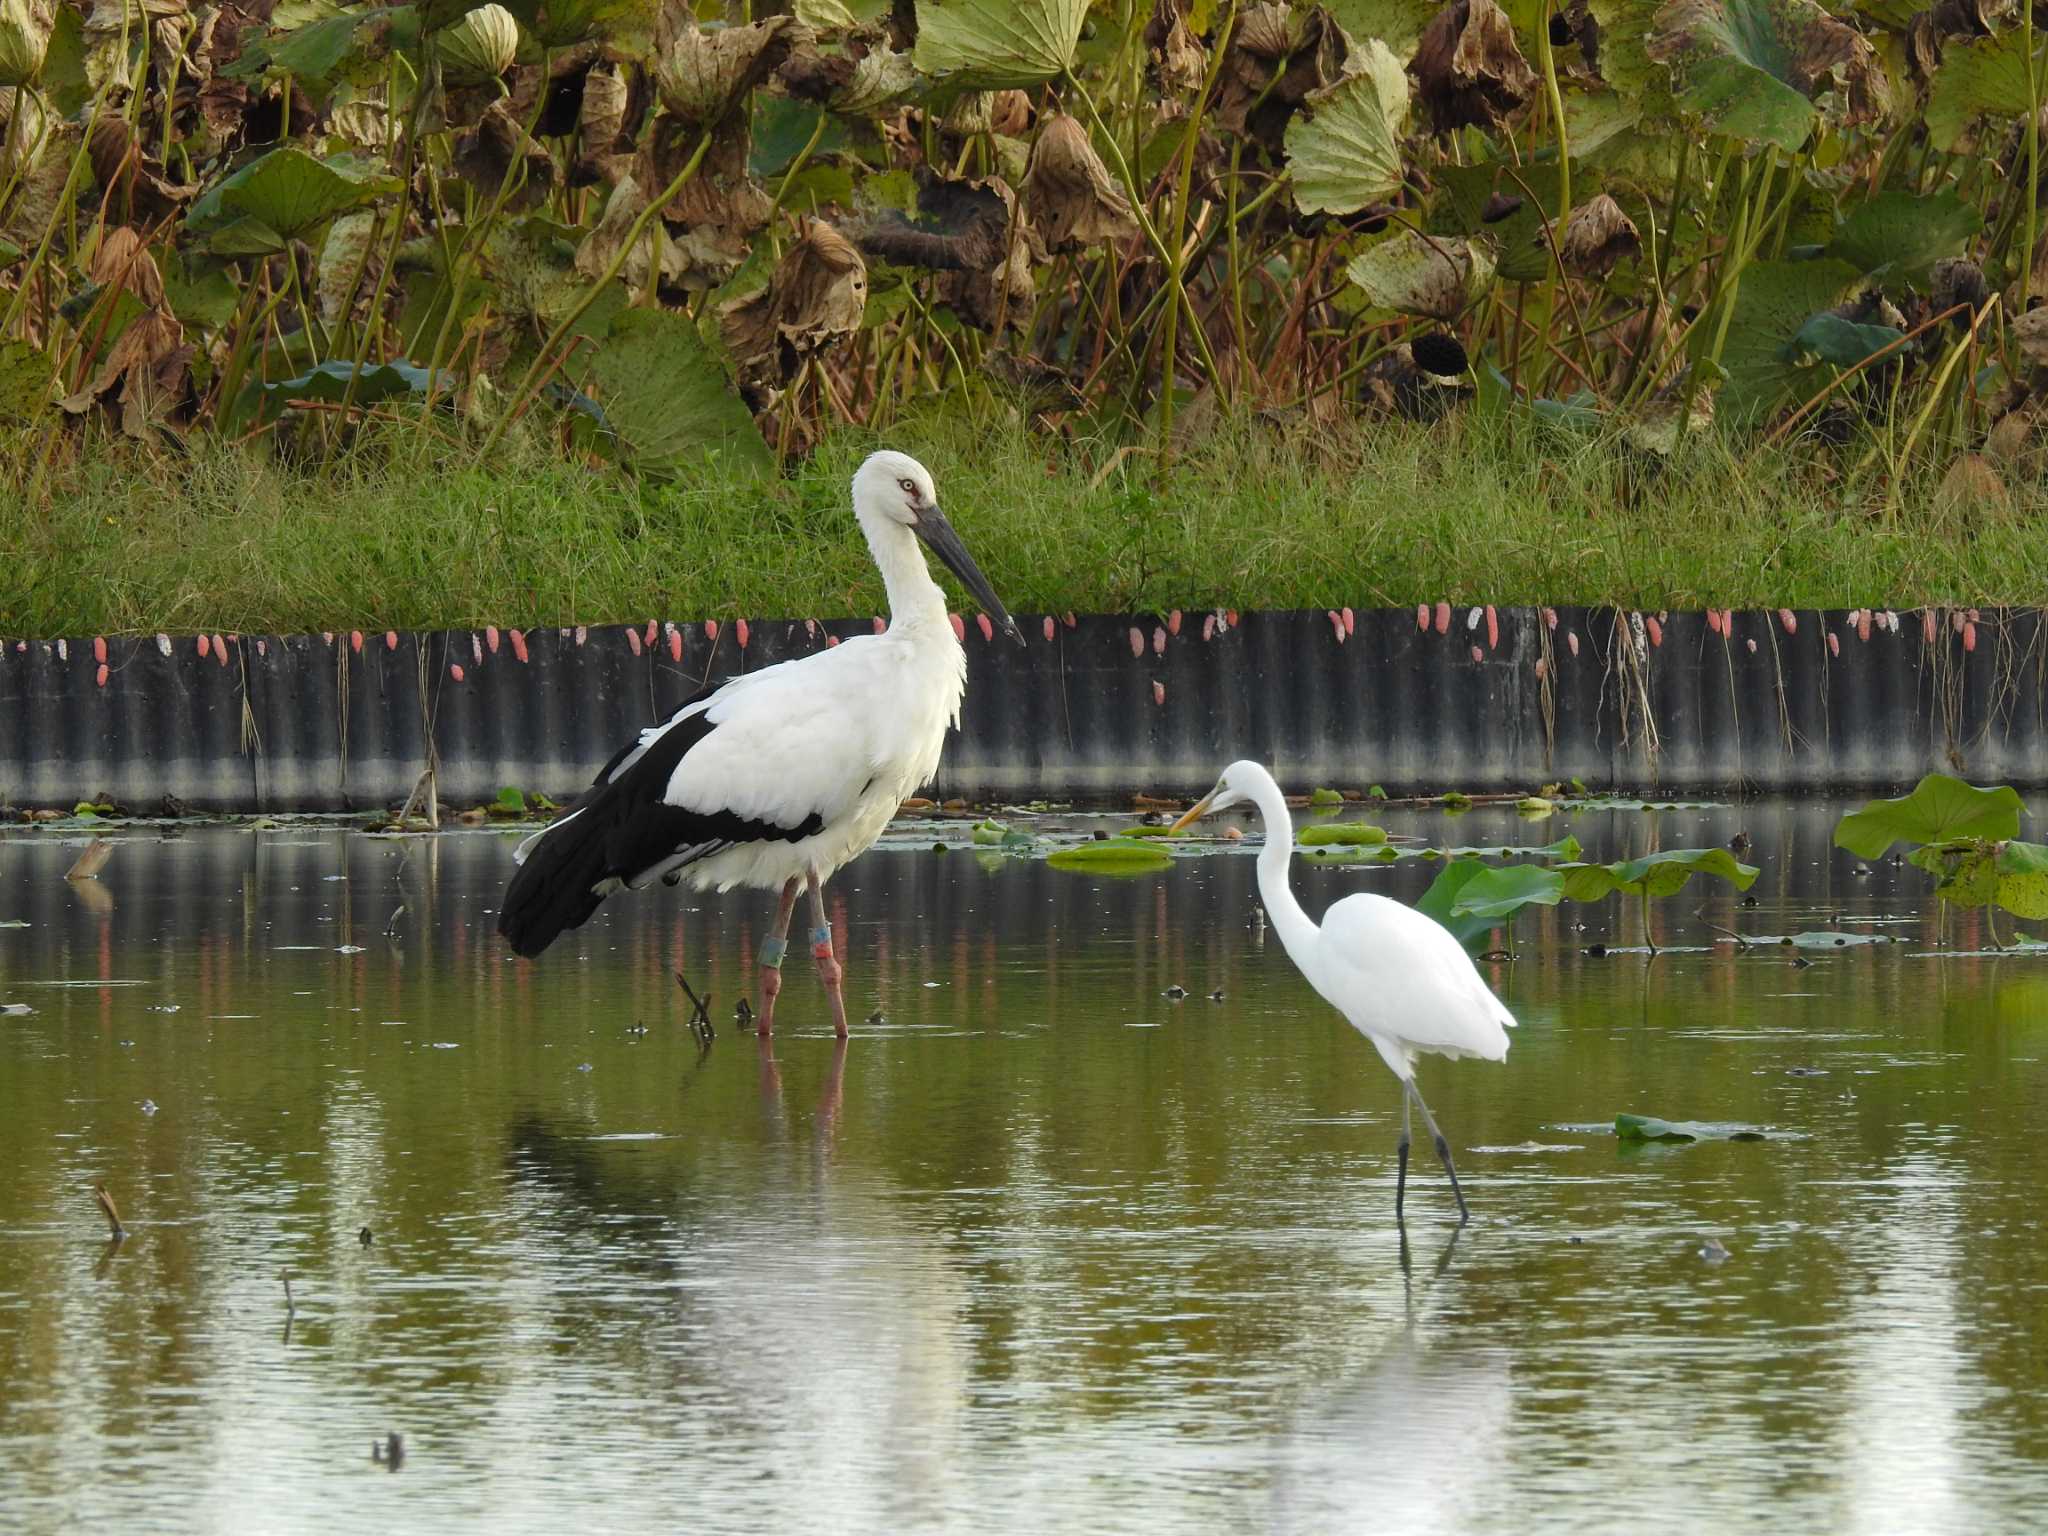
1247 772 1319 964
864 515 948 632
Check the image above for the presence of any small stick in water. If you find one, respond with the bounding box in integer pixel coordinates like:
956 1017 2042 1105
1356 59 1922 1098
94 1184 126 1242
372 1432 405 1469
66 839 113 882
673 970 713 1034
281 1271 295 1316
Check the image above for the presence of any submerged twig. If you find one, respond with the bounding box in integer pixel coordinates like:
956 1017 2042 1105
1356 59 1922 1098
93 1184 126 1242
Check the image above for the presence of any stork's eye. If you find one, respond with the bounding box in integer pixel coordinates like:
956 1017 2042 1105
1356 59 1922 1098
899 478 916 494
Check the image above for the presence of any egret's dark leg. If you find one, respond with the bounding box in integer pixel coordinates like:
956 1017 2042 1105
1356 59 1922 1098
1395 1081 1414 1224
757 876 802 1037
1407 1080 1471 1224
806 872 850 1039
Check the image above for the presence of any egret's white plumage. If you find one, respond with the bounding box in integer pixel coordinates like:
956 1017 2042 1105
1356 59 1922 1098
499 450 1020 1036
1175 761 1514 1222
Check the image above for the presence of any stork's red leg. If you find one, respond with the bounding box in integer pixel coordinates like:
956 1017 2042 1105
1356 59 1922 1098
806 872 849 1039
757 876 802 1036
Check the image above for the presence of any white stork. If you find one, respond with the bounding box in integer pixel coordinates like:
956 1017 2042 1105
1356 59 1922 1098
498 450 1022 1035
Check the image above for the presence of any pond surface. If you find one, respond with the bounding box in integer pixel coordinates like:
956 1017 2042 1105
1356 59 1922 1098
2 799 2046 1533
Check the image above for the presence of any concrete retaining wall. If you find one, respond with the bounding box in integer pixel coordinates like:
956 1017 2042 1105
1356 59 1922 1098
2 606 2042 812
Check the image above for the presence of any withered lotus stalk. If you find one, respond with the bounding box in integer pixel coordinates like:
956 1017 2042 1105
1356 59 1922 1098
1558 194 1639 278
1024 112 1138 253
1409 0 1536 135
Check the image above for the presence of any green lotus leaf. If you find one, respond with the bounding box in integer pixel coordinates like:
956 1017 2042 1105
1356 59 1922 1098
1825 191 1981 281
1834 773 2024 859
1783 312 1905 370
499 0 655 48
1419 858 1565 949
912 0 1086 90
1284 37 1410 216
1298 822 1389 846
1559 847 1760 901
186 149 399 244
1046 838 1174 873
1647 0 1889 152
1925 27 2033 153
1718 257 1863 423
1346 231 1495 320
585 307 774 479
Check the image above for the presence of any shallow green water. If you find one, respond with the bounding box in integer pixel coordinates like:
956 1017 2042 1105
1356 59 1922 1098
2 801 2046 1533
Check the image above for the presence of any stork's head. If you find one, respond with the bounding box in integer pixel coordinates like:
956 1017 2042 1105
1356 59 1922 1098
852 450 1024 645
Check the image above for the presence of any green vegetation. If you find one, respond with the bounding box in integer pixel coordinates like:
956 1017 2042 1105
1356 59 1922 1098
11 411 2048 635
1835 771 2048 943
5 0 2048 563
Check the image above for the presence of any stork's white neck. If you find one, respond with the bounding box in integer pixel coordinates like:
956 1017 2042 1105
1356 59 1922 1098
1244 768 1321 964
864 516 950 633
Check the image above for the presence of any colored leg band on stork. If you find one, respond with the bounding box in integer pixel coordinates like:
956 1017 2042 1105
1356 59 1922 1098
759 936 788 969
810 925 833 958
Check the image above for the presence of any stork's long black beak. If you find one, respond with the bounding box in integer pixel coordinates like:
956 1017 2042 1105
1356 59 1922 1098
915 505 1025 646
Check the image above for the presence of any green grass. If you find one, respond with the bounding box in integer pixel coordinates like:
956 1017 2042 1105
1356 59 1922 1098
5 409 2045 637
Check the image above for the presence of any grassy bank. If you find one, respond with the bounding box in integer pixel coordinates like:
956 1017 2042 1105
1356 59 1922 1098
7 411 2047 638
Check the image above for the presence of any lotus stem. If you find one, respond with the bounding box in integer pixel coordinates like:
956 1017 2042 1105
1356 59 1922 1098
478 128 716 464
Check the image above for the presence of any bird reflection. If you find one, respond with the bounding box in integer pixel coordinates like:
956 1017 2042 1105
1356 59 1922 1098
755 1033 850 1155
1271 1228 1509 1533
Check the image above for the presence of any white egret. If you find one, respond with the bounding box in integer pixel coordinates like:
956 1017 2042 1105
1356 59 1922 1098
1174 761 1515 1223
498 450 1023 1036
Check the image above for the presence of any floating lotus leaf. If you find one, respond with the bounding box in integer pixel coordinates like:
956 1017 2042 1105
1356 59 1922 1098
1046 838 1173 873
1648 0 1890 152
1409 0 1536 134
912 0 1087 90
1559 192 1639 276
0 0 51 86
434 2 517 85
1924 26 2031 150
1825 190 1981 279
587 307 774 477
1558 847 1759 901
1615 1115 1768 1141
1285 38 1410 216
1025 112 1138 252
1834 772 2023 858
1346 230 1494 320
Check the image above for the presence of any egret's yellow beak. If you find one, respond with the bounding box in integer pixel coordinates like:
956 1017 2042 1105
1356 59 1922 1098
1170 794 1215 835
